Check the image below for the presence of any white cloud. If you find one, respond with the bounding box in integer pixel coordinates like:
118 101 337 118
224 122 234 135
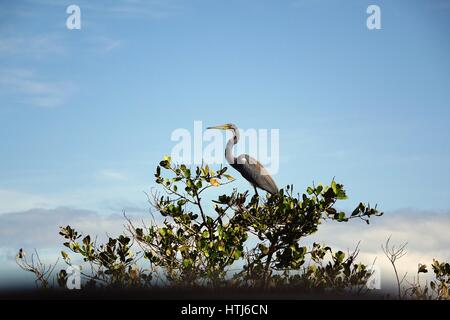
0 204 448 291
96 169 129 181
0 34 66 58
0 206 142 288
307 209 450 290
0 68 75 108
0 31 121 59
0 189 52 214
0 207 143 249
95 37 121 53
0 178 152 217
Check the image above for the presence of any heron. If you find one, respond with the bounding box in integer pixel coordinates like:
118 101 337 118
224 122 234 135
207 123 279 196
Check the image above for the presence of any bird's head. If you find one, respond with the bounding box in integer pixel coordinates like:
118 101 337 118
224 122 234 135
207 123 237 131
207 123 240 144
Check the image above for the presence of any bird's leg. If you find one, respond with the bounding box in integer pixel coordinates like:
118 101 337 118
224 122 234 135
253 186 259 198
253 185 260 211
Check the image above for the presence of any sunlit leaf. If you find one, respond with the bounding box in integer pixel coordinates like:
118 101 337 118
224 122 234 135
210 178 220 187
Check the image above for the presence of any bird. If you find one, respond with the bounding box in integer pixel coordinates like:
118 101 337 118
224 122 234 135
207 123 279 196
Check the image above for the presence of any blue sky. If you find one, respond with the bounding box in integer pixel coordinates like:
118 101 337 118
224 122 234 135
0 0 450 288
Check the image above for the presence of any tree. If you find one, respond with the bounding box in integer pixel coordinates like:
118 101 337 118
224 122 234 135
37 156 381 293
17 157 450 299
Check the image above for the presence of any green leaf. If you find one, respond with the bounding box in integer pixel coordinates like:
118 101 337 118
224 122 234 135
335 251 345 263
331 180 337 194
258 244 269 255
183 168 191 178
430 281 436 290
202 230 210 239
336 212 348 222
224 174 235 181
183 259 193 268
159 160 170 169
61 251 69 260
82 235 90 246
418 264 428 274
352 203 364 216
210 178 220 187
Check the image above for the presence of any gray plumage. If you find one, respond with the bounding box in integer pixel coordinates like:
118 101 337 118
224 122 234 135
207 123 279 195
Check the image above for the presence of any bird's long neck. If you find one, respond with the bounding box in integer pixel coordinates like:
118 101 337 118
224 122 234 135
225 128 239 165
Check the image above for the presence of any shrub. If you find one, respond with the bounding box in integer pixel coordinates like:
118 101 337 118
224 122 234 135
25 156 381 293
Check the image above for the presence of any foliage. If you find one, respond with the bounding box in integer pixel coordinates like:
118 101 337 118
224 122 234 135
405 260 450 300
16 249 58 288
57 226 150 288
269 243 373 294
381 238 450 300
19 155 449 298
123 156 381 289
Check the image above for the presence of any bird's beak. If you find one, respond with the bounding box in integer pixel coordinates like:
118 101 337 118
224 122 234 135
207 124 231 130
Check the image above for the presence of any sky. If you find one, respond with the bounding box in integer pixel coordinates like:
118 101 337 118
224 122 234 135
0 0 450 291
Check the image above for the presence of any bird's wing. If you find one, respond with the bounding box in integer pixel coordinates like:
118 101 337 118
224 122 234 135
231 154 279 195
